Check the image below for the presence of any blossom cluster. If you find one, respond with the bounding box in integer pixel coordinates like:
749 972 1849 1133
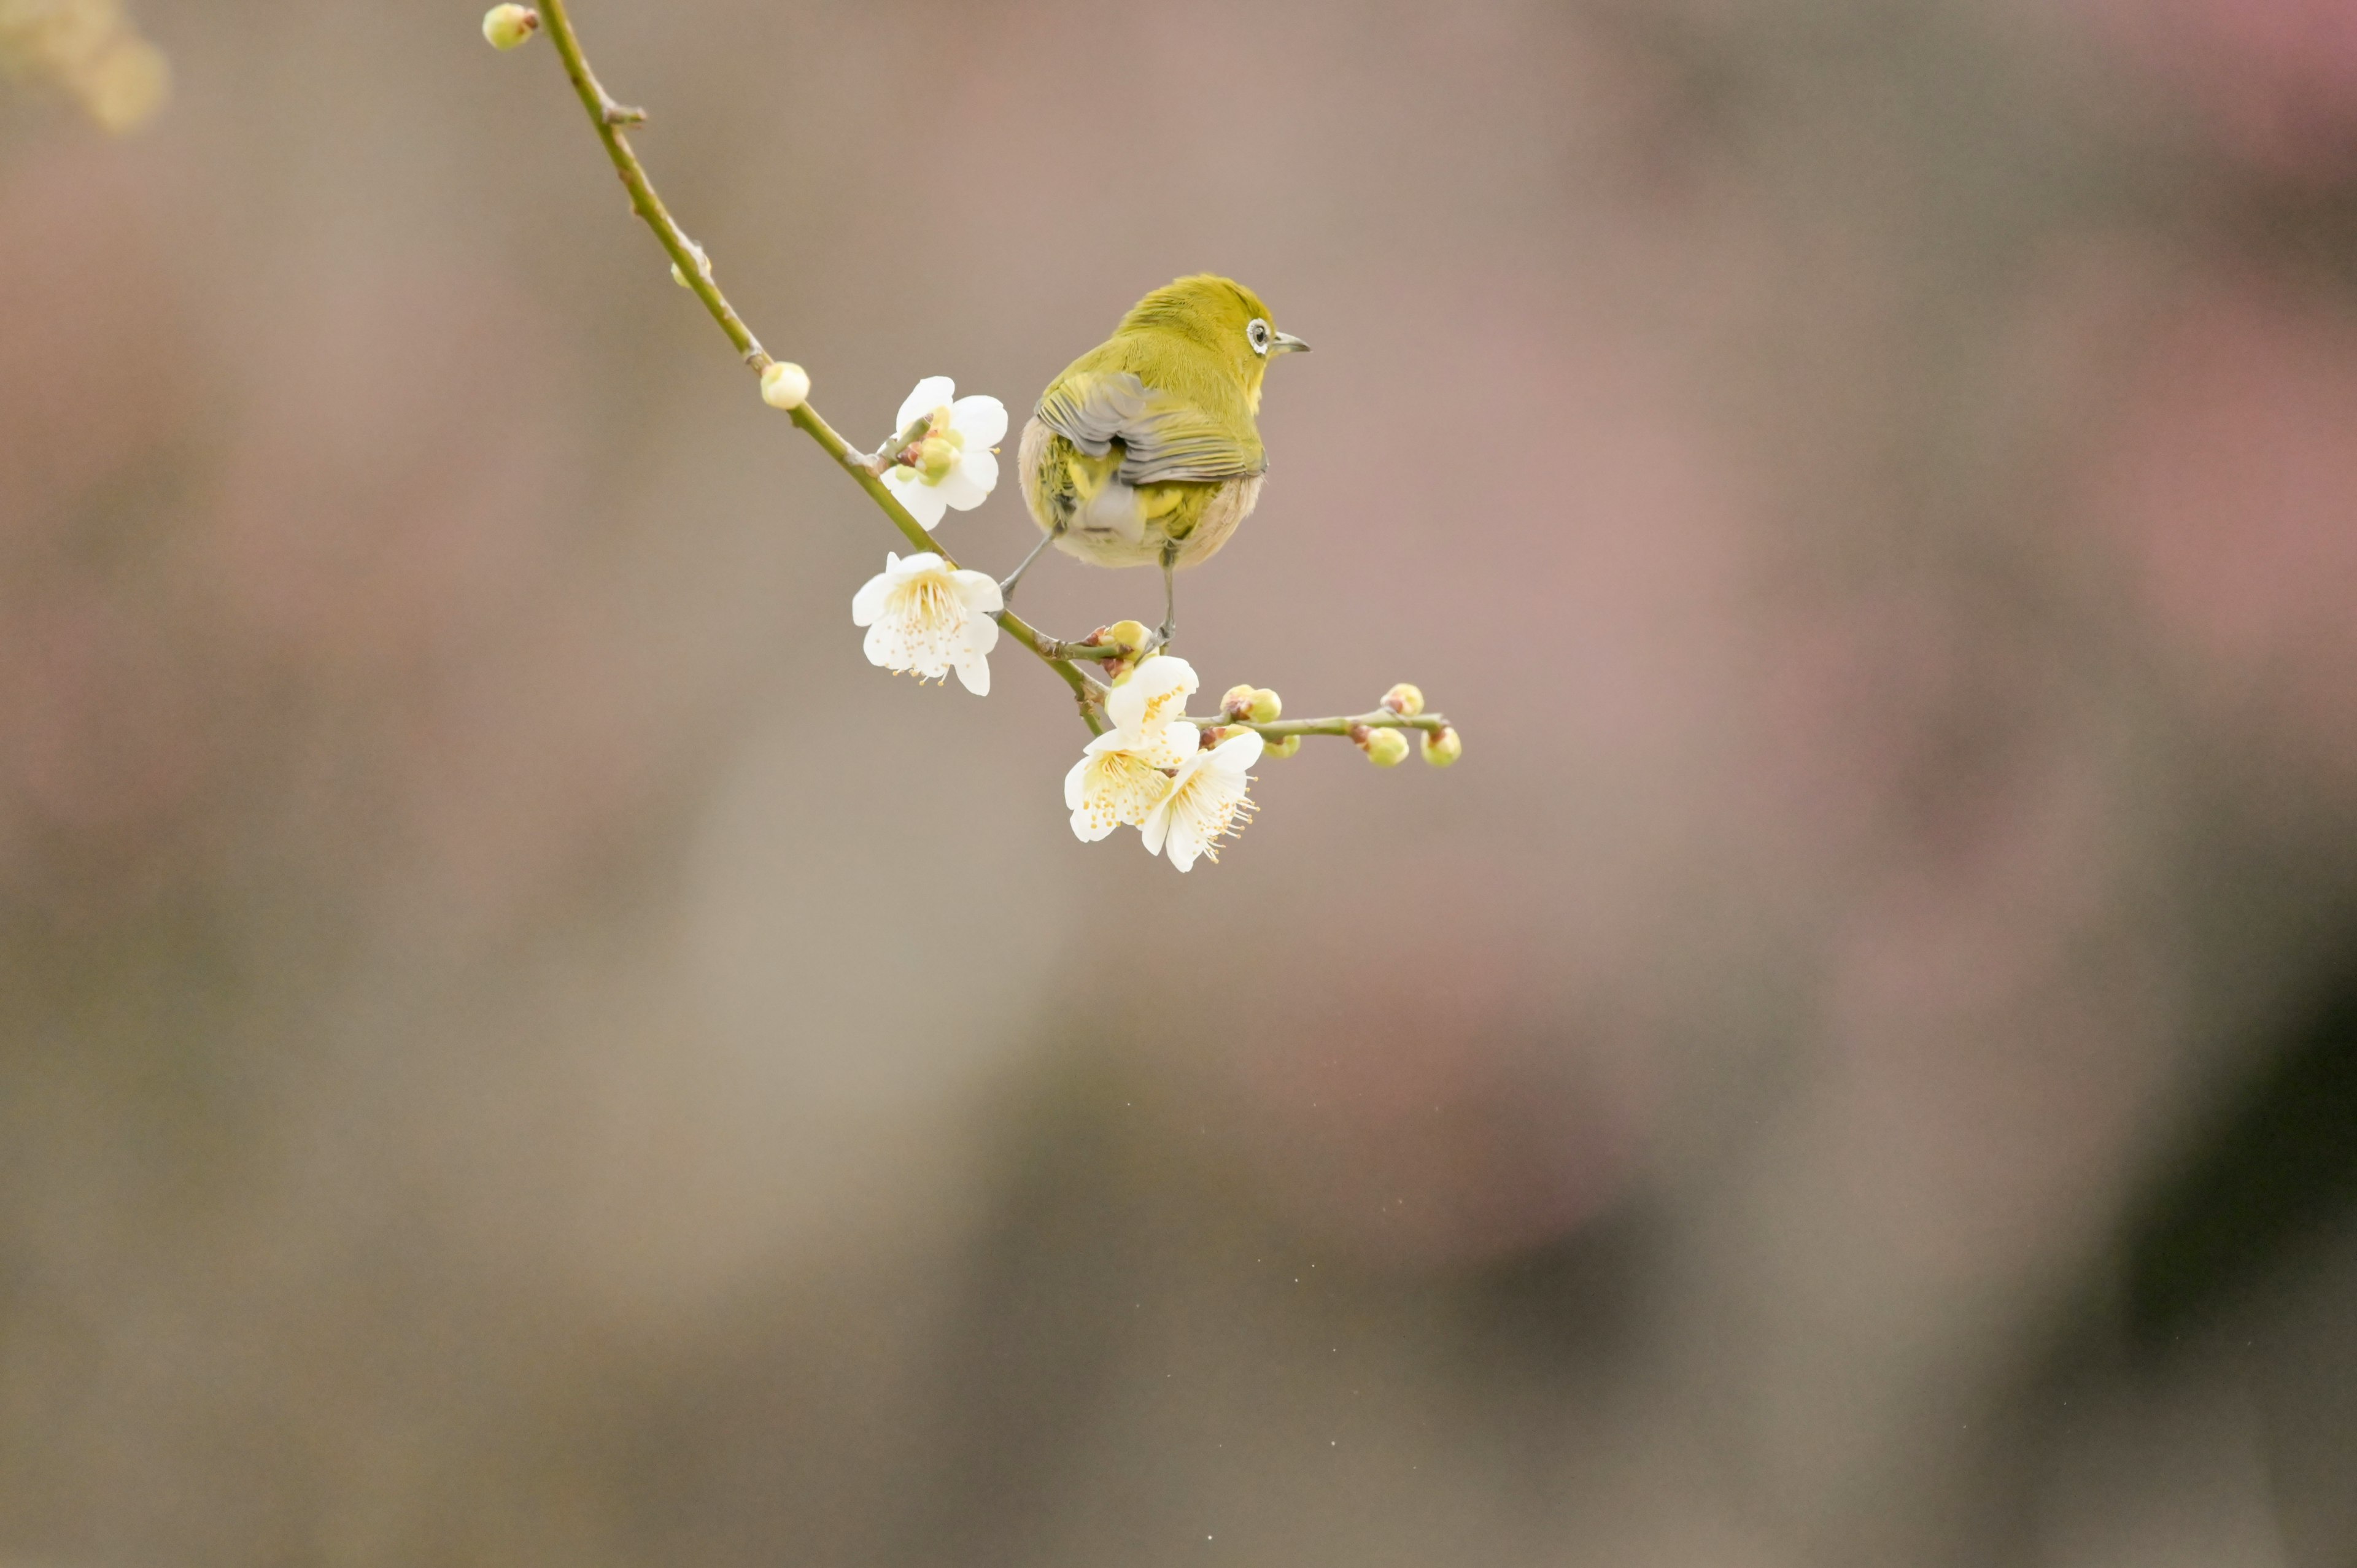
841 377 1260 870
1067 656 1261 872
837 377 1449 872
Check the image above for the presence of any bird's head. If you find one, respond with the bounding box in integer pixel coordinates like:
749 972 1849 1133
1117 274 1308 412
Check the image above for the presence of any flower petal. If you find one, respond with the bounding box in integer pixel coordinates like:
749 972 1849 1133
896 376 956 432
883 468 949 527
1209 730 1264 771
932 464 986 512
1139 798 1171 858
1163 815 1201 871
1107 654 1199 746
949 569 1004 614
961 446 1001 498
950 394 1008 449
1147 720 1201 766
954 648 991 695
850 571 891 627
962 608 1000 659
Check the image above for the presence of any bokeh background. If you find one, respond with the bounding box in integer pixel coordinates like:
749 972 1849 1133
6 0 2357 1562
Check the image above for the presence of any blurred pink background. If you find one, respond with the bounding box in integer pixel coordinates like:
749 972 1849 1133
5 0 2357 1563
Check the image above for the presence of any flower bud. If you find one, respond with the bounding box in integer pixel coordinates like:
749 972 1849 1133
482 5 541 49
1361 727 1411 768
1220 684 1257 721
759 361 810 411
1264 734 1301 760
1420 725 1462 768
916 436 957 484
1381 682 1425 717
1097 620 1151 655
1201 725 1240 748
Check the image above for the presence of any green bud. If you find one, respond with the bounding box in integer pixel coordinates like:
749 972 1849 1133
918 436 956 484
1264 734 1301 760
482 4 540 48
1219 684 1282 724
1099 620 1150 655
1420 726 1462 767
1363 728 1411 768
1381 682 1425 717
759 361 810 411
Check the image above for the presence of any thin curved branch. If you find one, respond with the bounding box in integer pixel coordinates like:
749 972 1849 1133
521 1 1447 752
531 0 1106 730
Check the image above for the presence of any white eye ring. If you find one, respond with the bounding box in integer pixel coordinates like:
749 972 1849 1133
1247 318 1271 357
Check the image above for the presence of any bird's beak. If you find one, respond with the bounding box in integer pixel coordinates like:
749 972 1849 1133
1271 331 1310 355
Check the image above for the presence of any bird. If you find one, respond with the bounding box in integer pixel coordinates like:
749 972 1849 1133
1006 274 1308 648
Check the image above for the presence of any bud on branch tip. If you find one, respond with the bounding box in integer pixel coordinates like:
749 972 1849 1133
483 6 540 49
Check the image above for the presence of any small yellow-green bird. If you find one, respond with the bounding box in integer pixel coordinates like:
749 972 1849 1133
1007 274 1308 644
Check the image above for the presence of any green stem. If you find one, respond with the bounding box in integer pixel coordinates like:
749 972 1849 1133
530 0 1106 735
1201 709 1452 739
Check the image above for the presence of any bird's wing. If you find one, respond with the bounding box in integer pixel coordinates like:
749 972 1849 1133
1035 371 1264 484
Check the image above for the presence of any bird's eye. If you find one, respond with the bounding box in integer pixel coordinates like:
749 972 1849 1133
1247 319 1271 356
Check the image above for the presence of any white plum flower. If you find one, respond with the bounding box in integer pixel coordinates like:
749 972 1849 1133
1105 654 1199 751
1140 729 1263 872
850 551 1001 695
1064 716 1199 842
1061 654 1207 841
880 376 1007 528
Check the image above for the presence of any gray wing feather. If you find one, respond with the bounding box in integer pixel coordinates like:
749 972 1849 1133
1036 371 1264 484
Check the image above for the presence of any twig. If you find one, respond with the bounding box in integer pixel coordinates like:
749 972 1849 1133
1201 709 1452 739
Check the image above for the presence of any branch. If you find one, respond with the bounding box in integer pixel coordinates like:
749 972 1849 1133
528 0 1109 733
1208 709 1452 740
516 2 1453 759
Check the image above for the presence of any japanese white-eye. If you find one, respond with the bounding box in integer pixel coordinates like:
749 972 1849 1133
1007 275 1307 641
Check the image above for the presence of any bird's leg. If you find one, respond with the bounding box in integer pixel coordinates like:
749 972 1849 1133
997 527 1060 605
1155 543 1178 649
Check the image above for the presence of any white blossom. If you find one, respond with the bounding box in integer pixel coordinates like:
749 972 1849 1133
1140 730 1263 871
879 376 1006 528
849 551 1000 695
1064 718 1199 842
1105 654 1199 751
